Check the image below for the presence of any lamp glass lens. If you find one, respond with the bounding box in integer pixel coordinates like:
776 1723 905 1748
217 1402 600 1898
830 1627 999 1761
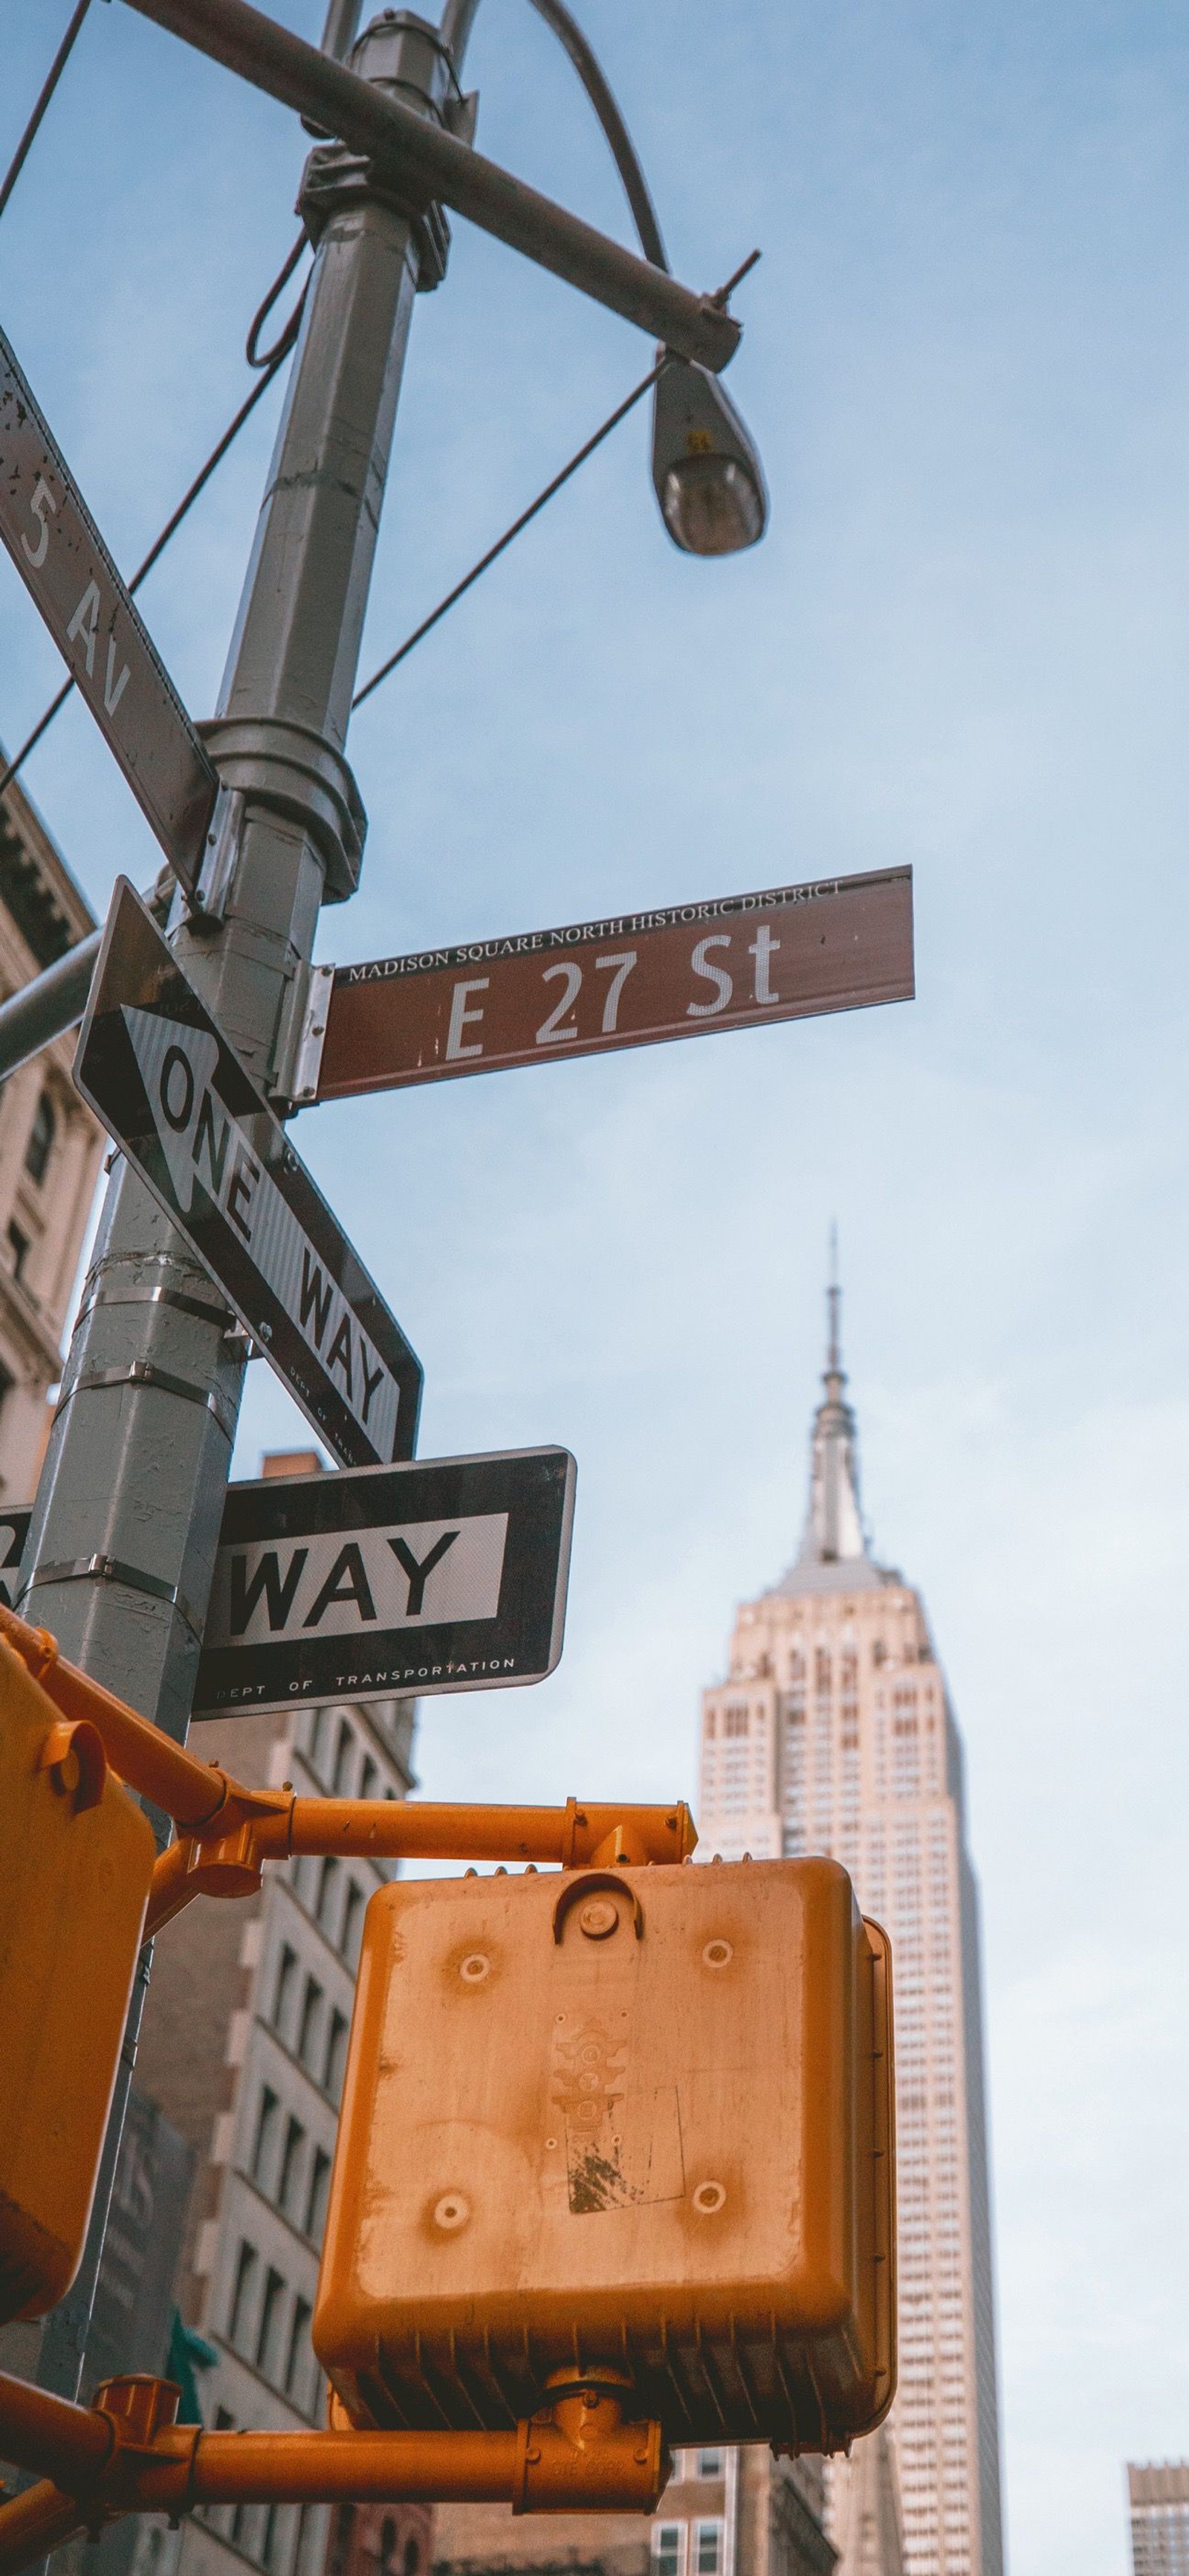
661 456 765 556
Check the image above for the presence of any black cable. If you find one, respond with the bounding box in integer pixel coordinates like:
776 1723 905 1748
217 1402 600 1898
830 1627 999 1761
246 233 309 369
0 0 93 226
352 354 668 710
0 250 310 809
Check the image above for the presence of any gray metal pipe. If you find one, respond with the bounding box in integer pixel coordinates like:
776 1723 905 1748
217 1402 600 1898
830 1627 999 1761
23 8 433 2430
523 0 667 271
119 0 739 371
440 0 668 271
0 931 100 1085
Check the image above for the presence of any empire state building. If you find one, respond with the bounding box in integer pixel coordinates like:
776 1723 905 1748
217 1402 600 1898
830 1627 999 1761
696 1287 1005 2576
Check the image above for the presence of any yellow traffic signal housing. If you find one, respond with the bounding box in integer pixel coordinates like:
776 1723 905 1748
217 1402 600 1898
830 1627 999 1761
0 1635 155 2324
314 1855 895 2454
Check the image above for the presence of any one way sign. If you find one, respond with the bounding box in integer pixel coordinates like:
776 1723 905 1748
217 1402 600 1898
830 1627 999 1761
74 879 423 1466
191 1447 576 1717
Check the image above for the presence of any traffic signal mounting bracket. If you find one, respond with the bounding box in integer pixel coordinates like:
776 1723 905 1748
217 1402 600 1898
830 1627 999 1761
0 1604 688 2567
0 1601 696 1945
0 2362 667 2575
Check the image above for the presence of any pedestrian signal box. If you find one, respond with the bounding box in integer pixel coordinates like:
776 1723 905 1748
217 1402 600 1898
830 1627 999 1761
313 1856 895 2454
0 1636 155 2324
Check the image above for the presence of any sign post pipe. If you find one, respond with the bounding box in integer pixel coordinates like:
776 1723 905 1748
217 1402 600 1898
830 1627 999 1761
0 934 100 1089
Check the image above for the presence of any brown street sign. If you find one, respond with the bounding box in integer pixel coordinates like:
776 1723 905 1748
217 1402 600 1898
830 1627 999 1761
0 326 218 891
305 867 913 1103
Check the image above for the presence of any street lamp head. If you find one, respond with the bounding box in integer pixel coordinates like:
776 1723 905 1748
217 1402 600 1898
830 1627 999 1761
651 356 768 556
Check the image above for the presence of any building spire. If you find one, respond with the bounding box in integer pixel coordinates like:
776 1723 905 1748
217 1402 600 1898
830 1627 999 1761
826 1218 841 1378
796 1230 869 1568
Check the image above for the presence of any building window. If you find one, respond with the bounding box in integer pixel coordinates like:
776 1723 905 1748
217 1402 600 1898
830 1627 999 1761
250 2087 279 2186
360 1755 378 1802
24 1090 55 1185
277 2115 305 2216
696 2524 725 2576
403 2544 421 2576
328 2505 355 2576
653 2528 684 2576
342 1881 365 1967
307 1708 327 1781
272 1943 297 2037
285 2294 313 2401
316 1856 340 1931
305 2147 332 2244
7 1222 29 1283
696 2451 723 2479
324 2007 349 2102
298 1975 323 2069
227 2240 258 2348
256 2266 286 2378
331 1719 354 1796
294 2503 321 2576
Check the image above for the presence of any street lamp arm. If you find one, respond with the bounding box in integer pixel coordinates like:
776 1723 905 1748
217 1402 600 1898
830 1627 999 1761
441 0 669 272
119 0 738 368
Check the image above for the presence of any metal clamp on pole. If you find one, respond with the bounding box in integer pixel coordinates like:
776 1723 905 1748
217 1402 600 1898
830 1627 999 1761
195 716 367 907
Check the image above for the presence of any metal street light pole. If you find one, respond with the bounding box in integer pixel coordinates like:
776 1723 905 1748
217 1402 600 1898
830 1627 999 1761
16 0 768 2424
19 7 444 2404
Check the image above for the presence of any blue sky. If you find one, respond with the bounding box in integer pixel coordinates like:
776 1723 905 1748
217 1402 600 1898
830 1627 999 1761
4 3 1189 2571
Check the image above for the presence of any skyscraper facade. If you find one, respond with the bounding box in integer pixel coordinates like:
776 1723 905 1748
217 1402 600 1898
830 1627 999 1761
696 1293 1003 2576
1127 2464 1189 2576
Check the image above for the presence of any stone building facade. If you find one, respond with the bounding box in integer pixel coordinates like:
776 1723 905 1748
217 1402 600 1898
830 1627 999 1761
126 1451 423 2576
0 764 106 1504
696 1288 1001 2576
433 2443 834 2576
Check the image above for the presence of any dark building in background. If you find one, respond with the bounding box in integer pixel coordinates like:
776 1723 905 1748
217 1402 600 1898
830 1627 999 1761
0 760 106 1508
328 2499 432 2576
432 2442 836 2576
85 2091 197 2404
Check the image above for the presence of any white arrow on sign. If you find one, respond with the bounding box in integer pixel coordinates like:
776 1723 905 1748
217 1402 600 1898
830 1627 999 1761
191 1447 575 1718
121 1004 401 1462
205 1512 508 1648
75 879 424 1468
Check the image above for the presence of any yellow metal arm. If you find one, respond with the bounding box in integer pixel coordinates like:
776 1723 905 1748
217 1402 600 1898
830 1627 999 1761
143 1793 695 1935
0 1601 696 1943
0 2369 668 2575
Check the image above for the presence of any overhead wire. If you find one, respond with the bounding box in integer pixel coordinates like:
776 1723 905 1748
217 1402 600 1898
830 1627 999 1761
0 241 311 810
0 0 93 227
349 253 760 713
0 0 758 793
352 353 669 711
